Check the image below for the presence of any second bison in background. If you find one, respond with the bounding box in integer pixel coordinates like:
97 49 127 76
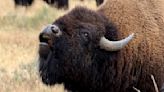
14 0 103 9
43 0 68 9
80 0 104 6
96 0 104 6
38 0 164 92
14 0 34 7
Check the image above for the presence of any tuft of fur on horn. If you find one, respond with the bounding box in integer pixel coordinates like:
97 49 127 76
99 33 134 51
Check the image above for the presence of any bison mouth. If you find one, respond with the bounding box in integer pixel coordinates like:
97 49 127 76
39 32 53 60
39 24 64 85
39 31 63 85
39 32 53 48
39 33 55 85
39 32 54 85
39 24 62 51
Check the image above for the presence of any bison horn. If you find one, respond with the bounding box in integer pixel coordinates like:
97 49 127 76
99 33 134 51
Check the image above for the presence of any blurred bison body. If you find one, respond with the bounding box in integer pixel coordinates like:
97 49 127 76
80 0 104 6
14 0 34 7
43 0 68 9
96 0 104 6
38 0 164 92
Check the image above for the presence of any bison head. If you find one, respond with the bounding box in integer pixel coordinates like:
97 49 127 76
38 7 134 91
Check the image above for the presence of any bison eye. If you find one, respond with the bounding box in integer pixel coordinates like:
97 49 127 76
80 31 89 39
79 31 91 45
83 32 89 37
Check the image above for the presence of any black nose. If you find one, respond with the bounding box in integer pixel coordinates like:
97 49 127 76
39 24 62 43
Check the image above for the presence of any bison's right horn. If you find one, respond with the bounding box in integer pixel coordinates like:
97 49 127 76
99 33 134 51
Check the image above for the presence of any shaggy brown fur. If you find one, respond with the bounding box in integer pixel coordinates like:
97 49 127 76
38 0 164 92
98 0 164 91
39 7 120 92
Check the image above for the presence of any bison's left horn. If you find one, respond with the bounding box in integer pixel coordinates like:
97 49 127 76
99 33 134 51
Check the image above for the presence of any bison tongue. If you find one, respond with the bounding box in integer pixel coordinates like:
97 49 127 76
39 32 53 47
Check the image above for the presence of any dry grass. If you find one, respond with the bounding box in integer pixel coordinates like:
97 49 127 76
0 0 96 92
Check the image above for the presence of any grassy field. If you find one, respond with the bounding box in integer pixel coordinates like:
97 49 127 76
0 0 96 92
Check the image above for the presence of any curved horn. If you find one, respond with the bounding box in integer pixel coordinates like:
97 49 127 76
99 33 134 51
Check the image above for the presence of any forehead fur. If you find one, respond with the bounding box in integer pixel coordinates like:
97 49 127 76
67 6 106 23
54 7 107 34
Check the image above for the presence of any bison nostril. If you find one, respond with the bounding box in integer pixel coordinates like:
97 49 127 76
51 26 59 34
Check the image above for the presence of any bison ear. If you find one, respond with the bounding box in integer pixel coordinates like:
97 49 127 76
104 22 119 41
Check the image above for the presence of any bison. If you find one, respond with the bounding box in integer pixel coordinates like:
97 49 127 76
38 0 164 92
80 0 104 6
43 0 68 9
14 0 34 7
96 0 104 6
